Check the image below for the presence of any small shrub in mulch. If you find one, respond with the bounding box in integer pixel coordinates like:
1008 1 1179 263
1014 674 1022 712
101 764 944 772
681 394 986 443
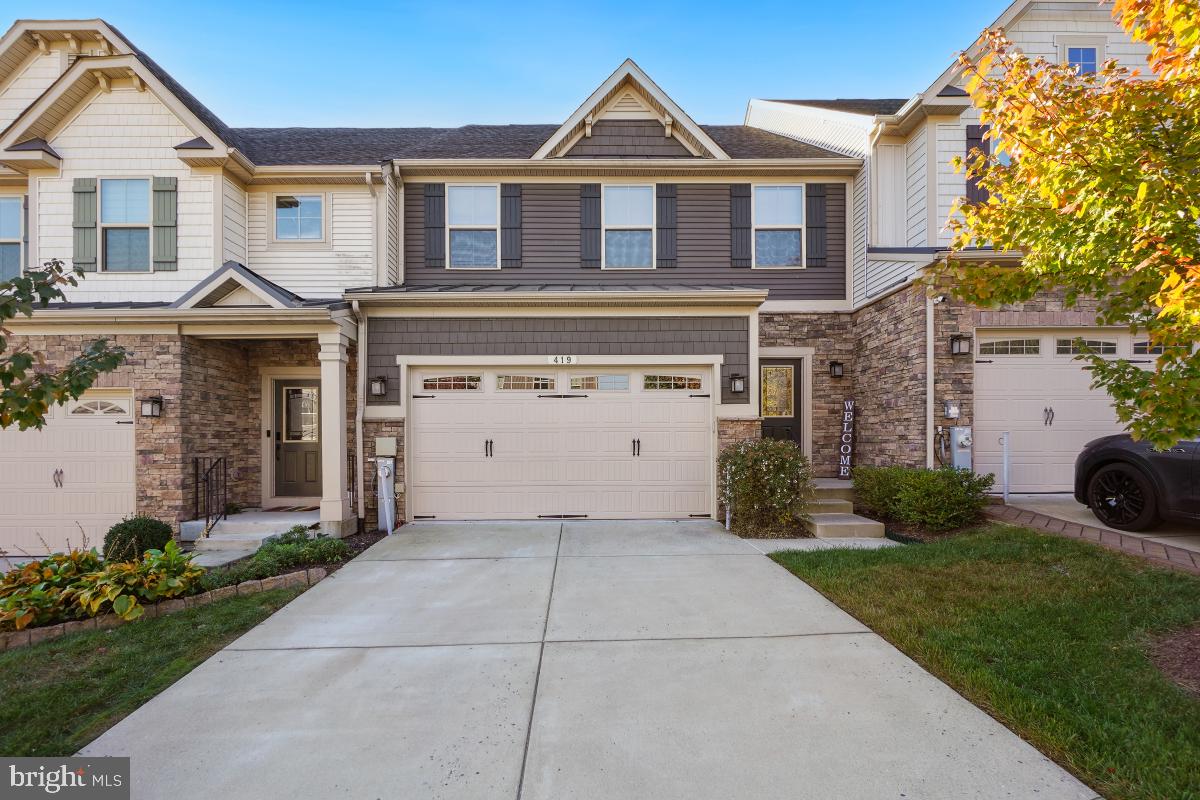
853 465 993 534
718 439 815 538
1149 623 1200 698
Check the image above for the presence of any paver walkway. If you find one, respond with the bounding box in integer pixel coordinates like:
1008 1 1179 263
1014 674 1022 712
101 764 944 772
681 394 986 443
82 520 1098 800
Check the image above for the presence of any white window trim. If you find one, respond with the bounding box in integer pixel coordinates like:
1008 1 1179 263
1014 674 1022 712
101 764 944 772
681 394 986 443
98 176 153 273
445 183 501 271
270 191 329 247
1055 35 1107 72
601 183 657 271
0 194 22 279
751 183 806 270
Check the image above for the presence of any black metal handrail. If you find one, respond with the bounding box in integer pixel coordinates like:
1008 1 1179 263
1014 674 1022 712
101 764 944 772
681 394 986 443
347 450 357 513
194 456 228 535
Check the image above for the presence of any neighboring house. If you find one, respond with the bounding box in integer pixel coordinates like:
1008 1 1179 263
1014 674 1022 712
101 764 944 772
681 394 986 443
746 0 1154 494
0 2 1151 553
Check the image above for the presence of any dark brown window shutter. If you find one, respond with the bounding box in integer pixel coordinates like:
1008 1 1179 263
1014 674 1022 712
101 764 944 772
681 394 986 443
22 194 29 271
501 184 522 268
580 184 600 268
656 184 677 268
730 184 751 268
424 183 445 267
805 183 827 267
965 125 990 204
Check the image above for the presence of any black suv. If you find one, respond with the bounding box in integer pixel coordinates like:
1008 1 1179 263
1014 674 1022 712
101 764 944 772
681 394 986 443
1075 435 1198 531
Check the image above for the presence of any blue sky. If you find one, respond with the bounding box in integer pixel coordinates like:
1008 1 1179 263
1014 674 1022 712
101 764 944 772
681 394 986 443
18 1 1011 127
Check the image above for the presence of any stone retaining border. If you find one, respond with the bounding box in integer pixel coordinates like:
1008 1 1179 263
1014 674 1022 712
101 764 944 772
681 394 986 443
0 567 328 652
986 505 1200 575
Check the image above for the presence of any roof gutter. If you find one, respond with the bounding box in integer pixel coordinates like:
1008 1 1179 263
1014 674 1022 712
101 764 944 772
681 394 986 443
390 157 862 177
346 288 769 309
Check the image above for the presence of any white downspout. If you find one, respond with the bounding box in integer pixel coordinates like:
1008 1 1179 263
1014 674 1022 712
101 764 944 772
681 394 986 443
352 300 367 522
925 294 936 467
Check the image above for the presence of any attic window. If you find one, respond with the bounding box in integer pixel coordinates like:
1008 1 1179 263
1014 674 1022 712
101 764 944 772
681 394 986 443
1067 47 1098 75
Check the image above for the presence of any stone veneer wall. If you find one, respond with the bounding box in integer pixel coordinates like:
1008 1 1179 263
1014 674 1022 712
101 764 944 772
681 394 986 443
758 312 856 477
363 419 406 528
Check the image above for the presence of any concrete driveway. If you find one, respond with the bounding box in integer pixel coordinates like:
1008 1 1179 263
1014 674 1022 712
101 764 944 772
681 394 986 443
82 520 1098 800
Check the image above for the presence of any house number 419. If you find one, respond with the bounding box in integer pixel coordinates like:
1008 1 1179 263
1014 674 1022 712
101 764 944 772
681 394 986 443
547 355 578 365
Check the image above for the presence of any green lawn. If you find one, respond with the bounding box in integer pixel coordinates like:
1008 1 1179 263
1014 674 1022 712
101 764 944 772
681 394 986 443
0 587 303 757
773 525 1200 800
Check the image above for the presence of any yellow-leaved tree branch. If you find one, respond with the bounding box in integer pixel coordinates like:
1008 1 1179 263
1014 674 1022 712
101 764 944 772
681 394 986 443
932 0 1200 448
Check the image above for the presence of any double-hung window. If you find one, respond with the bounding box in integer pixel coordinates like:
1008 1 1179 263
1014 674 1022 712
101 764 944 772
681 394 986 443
603 185 654 269
753 185 804 268
275 195 324 241
100 179 150 272
447 185 499 269
0 197 20 281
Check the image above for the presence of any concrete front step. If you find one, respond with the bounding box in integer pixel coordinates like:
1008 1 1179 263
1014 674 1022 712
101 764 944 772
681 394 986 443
812 478 855 503
810 497 854 514
804 512 886 539
193 532 275 552
180 510 319 542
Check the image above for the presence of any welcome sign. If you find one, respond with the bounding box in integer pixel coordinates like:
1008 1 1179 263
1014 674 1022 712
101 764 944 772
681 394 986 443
838 399 855 479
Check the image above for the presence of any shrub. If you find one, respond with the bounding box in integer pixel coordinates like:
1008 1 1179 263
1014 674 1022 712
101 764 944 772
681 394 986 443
852 465 993 533
71 541 204 621
718 438 814 537
103 516 173 562
198 527 349 592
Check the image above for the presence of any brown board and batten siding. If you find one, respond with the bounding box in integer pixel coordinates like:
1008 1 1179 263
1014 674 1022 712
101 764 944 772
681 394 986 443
402 182 846 300
366 316 750 405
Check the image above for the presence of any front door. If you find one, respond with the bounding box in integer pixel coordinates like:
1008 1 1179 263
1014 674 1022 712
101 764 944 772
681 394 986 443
274 380 321 497
760 360 802 444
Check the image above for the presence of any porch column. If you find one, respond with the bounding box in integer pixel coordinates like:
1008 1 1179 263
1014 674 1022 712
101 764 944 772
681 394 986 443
318 331 352 535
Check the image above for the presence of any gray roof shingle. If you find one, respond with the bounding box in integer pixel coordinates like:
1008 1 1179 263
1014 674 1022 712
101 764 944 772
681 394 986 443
768 98 909 116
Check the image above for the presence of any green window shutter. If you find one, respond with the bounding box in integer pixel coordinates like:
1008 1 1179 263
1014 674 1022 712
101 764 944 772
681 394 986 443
72 178 97 271
152 177 178 271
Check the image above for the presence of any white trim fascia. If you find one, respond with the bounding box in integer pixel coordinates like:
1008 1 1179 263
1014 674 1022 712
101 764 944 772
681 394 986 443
759 300 853 313
351 289 768 309
393 158 862 176
397 354 725 368
531 58 730 160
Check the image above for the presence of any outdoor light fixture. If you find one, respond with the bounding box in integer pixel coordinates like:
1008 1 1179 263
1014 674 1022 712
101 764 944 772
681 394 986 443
829 361 845 378
369 375 388 397
944 400 961 420
140 396 163 418
950 334 973 356
730 373 746 394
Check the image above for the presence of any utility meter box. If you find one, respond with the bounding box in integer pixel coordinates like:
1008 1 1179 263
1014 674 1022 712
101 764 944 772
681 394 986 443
949 426 973 470
375 436 397 457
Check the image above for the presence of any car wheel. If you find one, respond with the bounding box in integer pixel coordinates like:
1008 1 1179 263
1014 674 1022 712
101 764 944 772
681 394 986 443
1087 463 1160 531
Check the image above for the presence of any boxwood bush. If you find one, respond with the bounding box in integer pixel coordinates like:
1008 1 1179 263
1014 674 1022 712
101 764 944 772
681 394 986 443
852 465 994 532
103 516 173 562
718 438 814 537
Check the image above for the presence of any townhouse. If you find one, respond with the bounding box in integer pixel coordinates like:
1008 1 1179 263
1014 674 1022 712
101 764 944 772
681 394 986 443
0 1 1152 554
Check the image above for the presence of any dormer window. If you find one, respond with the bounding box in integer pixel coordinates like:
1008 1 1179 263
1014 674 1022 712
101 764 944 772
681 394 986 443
100 178 150 272
275 194 324 241
603 185 654 269
447 185 499 269
0 197 20 281
1068 46 1098 75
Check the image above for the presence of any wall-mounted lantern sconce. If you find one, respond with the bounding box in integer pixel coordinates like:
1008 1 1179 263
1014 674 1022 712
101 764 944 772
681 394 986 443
140 396 164 418
950 334 973 356
829 361 845 379
730 373 746 394
369 375 388 397
943 400 961 420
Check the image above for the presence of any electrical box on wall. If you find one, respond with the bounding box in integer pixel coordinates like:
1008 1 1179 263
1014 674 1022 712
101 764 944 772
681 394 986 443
375 437 397 457
949 426 973 470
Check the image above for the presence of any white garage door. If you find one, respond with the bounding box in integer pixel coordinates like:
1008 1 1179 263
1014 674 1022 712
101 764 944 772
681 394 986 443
974 330 1150 492
409 367 713 520
0 390 136 556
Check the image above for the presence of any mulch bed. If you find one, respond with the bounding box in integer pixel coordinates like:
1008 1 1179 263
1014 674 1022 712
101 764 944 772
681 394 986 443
341 529 387 559
1149 623 1200 698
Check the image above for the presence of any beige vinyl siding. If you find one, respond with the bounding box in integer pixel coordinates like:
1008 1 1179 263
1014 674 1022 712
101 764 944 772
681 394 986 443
851 161 869 304
905 132 927 247
245 188 375 297
934 119 969 247
862 259 921 301
221 175 247 264
0 50 63 131
38 86 214 301
872 143 906 247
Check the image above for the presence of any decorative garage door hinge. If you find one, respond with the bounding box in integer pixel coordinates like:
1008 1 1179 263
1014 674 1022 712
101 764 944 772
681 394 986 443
538 514 589 519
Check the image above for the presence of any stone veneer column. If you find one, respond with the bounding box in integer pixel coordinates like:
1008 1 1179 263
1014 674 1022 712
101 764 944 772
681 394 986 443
318 332 352 535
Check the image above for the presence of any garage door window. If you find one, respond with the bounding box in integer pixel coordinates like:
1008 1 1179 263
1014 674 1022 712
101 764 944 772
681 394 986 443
497 375 555 390
979 338 1040 355
644 374 701 391
570 375 630 391
69 398 131 416
1133 340 1165 355
1056 338 1117 355
422 375 482 391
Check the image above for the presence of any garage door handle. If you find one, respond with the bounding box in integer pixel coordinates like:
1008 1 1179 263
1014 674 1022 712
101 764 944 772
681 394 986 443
115 420 133 425
1048 407 1055 426
53 469 63 488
